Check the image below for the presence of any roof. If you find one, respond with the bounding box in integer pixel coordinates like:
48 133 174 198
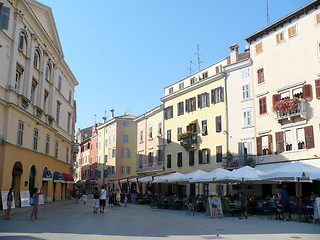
245 0 320 43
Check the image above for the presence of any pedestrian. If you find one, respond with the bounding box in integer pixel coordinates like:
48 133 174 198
238 192 248 219
116 191 121 207
211 193 218 219
92 187 100 214
99 186 107 213
108 191 114 207
75 187 81 204
30 187 43 220
4 188 14 220
124 193 128 207
278 185 289 221
82 189 87 204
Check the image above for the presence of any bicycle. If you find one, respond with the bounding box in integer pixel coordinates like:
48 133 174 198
183 201 195 216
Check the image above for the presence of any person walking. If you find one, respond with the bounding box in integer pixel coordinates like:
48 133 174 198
108 191 114 207
82 189 87 204
92 187 100 214
99 186 107 213
30 187 43 220
278 185 289 221
4 188 14 220
239 192 248 219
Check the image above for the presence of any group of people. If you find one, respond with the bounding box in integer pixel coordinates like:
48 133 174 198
4 187 43 220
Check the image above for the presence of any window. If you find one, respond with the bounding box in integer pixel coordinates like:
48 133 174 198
45 134 50 154
216 146 222 163
164 106 173 119
215 116 222 133
257 68 265 84
0 4 10 30
202 71 208 79
276 31 284 44
157 149 162 163
139 130 143 143
56 101 61 125
122 148 131 158
242 109 252 127
190 77 197 85
256 135 272 155
304 125 315 149
43 90 49 112
242 84 251 100
187 122 197 133
203 183 209 197
284 130 292 151
201 120 208 136
121 166 130 174
124 134 129 143
67 112 71 133
275 131 284 153
166 154 172 168
288 25 297 39
158 122 162 135
138 154 143 167
33 50 40 69
177 152 183 167
124 122 129 127
33 128 38 151
18 32 26 52
185 97 196 112
148 127 153 139
255 42 263 54
68 90 72 103
259 96 267 115
15 71 21 93
58 76 62 91
316 12 320 25
199 148 210 164
179 82 184 90
211 87 224 104
169 87 173 94
215 65 222 74
112 148 116 158
148 152 153 165
17 120 24 146
189 150 195 166
167 129 171 143
177 127 182 140
241 68 250 79
55 141 59 158
45 64 51 81
30 80 37 104
177 101 184 116
198 92 209 109
113 134 116 143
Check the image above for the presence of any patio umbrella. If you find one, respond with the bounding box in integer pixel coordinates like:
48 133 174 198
167 170 207 184
152 172 184 183
189 168 230 183
214 166 263 182
137 176 154 183
309 170 320 180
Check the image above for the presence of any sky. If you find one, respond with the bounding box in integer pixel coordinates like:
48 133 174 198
38 0 312 130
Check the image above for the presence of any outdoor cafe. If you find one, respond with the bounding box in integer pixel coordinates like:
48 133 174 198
118 160 320 222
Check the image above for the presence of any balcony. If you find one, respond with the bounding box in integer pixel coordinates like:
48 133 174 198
178 132 198 151
275 98 307 121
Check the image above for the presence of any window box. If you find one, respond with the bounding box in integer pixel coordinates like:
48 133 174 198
274 98 307 121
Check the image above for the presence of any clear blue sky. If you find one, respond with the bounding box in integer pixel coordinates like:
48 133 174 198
38 0 312 130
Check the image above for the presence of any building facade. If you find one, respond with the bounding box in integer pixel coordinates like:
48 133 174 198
0 0 78 206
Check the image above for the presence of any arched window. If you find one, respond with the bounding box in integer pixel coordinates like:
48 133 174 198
45 63 51 81
18 31 27 55
33 49 40 69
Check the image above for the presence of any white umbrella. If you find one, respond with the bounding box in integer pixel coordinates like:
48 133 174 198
309 170 320 180
259 161 320 181
167 169 207 183
189 168 230 183
215 166 263 182
152 172 184 183
137 176 154 183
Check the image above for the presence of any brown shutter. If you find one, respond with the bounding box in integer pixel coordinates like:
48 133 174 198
272 94 281 106
304 125 315 149
198 94 202 108
268 134 273 154
198 150 203 164
315 79 320 99
259 97 267 115
256 137 262 156
303 84 312 99
275 131 284 153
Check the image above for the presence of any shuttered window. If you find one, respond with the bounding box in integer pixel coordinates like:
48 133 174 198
275 131 284 153
177 152 183 167
211 87 224 104
255 42 263 54
276 31 284 44
167 129 171 143
304 125 315 149
288 25 297 38
315 79 320 99
272 94 281 106
202 120 208 136
199 148 210 164
268 135 273 154
316 13 320 25
256 137 262 156
257 68 265 84
166 154 172 168
259 96 267 115
302 84 312 99
177 101 184 116
0 5 10 30
185 97 196 112
198 92 210 109
216 146 222 163
189 151 195 166
215 116 222 133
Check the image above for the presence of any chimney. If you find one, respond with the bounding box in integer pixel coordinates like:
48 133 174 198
102 116 107 123
110 109 115 119
229 44 239 63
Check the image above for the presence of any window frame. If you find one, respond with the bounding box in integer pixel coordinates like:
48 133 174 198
17 120 24 146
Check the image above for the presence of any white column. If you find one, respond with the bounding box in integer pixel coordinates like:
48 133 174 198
37 50 47 110
23 33 35 99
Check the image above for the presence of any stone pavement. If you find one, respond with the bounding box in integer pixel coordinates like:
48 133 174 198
0 198 320 240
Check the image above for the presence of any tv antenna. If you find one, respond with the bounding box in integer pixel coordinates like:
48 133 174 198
266 0 270 25
188 60 194 75
194 44 205 71
94 114 97 124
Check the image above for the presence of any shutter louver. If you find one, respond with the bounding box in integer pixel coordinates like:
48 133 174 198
268 134 273 154
220 87 224 102
315 79 320 99
256 137 262 156
275 131 284 153
303 84 312 99
198 150 203 164
0 6 10 30
304 125 315 149
198 94 201 108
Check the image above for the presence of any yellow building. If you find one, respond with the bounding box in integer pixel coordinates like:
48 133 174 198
161 59 228 196
97 112 137 192
0 0 78 207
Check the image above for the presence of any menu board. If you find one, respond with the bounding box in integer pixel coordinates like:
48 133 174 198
20 190 31 207
207 197 224 218
1 191 15 210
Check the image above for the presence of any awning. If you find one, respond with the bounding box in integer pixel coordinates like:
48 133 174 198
53 171 64 182
42 168 53 181
189 119 198 125
62 173 74 183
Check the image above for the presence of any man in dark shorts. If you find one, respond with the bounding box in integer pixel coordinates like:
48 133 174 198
278 185 289 221
99 186 107 213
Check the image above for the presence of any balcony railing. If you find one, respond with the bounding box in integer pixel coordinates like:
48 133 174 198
275 99 307 121
178 132 198 151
